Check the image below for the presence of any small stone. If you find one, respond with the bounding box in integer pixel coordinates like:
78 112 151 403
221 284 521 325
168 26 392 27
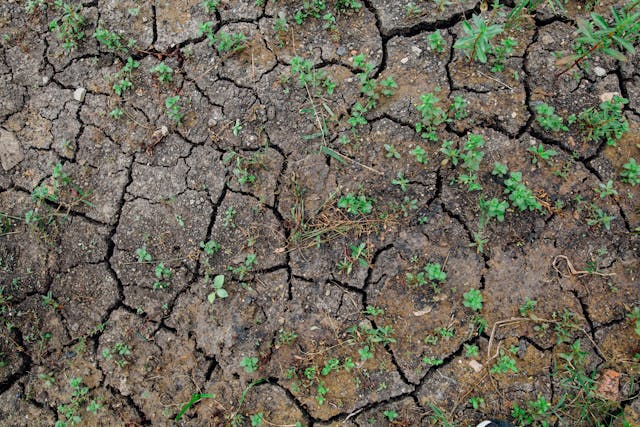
541 34 554 45
73 87 86 102
600 92 619 103
0 128 24 171
593 66 606 77
400 57 409 64
411 45 422 56
336 46 347 56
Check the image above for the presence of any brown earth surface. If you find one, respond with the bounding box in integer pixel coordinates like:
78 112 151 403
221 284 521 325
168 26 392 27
1 0 639 426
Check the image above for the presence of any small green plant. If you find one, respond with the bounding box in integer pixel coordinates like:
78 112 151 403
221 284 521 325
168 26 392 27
422 356 444 366
586 204 615 230
520 298 538 316
463 289 483 311
415 91 448 141
469 396 485 409
454 14 504 63
337 193 373 215
150 62 174 83
528 144 558 165
200 240 221 256
55 377 95 427
391 172 409 192
410 145 428 164
227 253 257 280
200 25 248 55
491 350 518 374
321 358 340 376
135 246 152 263
621 158 639 185
364 305 384 316
223 206 237 227
491 37 517 72
380 76 398 97
562 4 640 75
93 28 128 52
492 161 508 177
240 356 259 373
384 144 400 159
504 172 542 212
201 0 220 13
535 103 570 132
464 344 479 358
428 30 447 53
153 263 172 289
109 108 124 119
165 95 183 124
595 180 618 198
250 413 264 426
578 96 629 146
358 345 373 361
290 56 336 96
627 307 640 336
48 1 86 51
383 410 400 422
207 274 228 303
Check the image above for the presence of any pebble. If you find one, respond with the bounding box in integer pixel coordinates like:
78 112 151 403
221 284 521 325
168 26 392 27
593 66 606 77
411 45 422 56
540 34 554 45
73 87 86 102
400 57 409 64
336 46 347 56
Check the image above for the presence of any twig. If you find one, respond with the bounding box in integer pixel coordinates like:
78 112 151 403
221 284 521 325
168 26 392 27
552 255 616 278
477 70 514 91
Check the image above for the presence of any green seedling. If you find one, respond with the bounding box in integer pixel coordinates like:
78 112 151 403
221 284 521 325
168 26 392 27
109 108 124 119
578 96 629 146
491 350 518 374
463 289 483 311
150 62 174 83
207 274 228 303
175 393 215 421
380 76 398 97
153 263 171 289
465 344 480 358
491 37 517 72
454 14 504 63
561 3 640 76
391 172 409 191
410 145 428 164
135 246 152 263
49 1 86 51
202 27 247 55
338 193 373 215
504 172 542 212
383 410 400 421
535 102 570 132
227 253 257 280
595 180 618 198
165 95 183 124
94 27 128 52
528 144 558 165
621 158 639 185
415 91 448 141
240 356 259 373
200 240 221 256
200 0 220 13
428 30 447 53
520 298 537 317
586 204 615 230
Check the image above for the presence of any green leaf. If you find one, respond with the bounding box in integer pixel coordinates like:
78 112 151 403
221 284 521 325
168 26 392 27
216 288 228 298
213 274 225 289
207 292 217 303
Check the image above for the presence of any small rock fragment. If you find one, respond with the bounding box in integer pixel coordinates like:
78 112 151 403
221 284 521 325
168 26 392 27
593 66 606 77
596 369 620 401
336 46 347 56
469 360 483 373
411 45 422 56
400 57 409 64
541 34 554 45
600 92 620 103
73 87 86 102
0 128 24 171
